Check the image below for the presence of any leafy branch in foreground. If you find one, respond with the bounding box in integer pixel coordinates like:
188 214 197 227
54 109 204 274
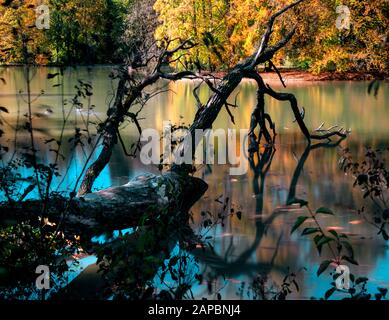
340 147 389 240
290 203 357 272
323 274 388 301
289 200 387 300
237 268 303 301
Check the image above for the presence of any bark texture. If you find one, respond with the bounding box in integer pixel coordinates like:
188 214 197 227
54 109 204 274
0 172 208 236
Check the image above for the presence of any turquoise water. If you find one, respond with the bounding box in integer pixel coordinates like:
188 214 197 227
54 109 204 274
0 66 388 299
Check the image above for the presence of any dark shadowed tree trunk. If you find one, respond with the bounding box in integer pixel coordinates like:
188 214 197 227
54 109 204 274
1 172 207 238
1 0 347 237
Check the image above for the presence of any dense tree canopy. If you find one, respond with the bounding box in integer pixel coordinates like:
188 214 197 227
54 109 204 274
0 0 48 63
0 0 131 64
154 0 389 73
0 0 388 302
0 0 388 73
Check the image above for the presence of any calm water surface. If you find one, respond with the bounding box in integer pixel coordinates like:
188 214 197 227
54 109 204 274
0 66 388 299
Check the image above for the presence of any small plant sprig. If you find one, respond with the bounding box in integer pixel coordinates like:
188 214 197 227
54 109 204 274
195 195 243 252
290 199 387 300
237 268 303 301
340 147 389 241
290 200 357 270
323 274 388 300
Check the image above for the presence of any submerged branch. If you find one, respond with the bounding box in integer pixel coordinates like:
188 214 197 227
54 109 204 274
1 173 208 238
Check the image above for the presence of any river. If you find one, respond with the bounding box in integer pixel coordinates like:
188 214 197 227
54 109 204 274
0 66 388 299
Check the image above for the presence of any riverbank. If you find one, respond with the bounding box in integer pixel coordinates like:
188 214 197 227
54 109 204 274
214 69 387 82
260 70 387 82
1 64 387 82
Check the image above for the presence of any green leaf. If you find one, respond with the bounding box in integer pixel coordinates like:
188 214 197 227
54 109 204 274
342 256 359 265
341 241 354 258
328 229 339 239
317 236 333 247
287 198 308 207
316 237 334 255
375 293 382 300
314 234 323 244
317 260 332 276
0 106 9 113
325 287 337 300
378 288 388 298
316 207 334 215
291 216 309 234
301 227 320 236
355 277 368 285
168 256 179 267
47 73 60 79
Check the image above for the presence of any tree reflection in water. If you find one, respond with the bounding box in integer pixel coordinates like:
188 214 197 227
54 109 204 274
191 137 345 299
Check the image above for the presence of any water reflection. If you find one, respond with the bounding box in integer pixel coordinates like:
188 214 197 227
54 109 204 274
286 138 346 204
192 137 389 299
1 66 389 299
191 145 281 298
192 137 355 299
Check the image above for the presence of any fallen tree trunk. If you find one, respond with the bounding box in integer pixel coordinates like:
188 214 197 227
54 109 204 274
1 1 347 235
1 0 346 239
77 1 316 195
0 172 208 236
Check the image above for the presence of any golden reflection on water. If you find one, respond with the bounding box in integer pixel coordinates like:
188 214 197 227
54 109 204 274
1 66 389 299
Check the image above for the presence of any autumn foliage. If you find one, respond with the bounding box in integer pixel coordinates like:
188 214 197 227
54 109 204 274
0 0 388 74
154 0 388 73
